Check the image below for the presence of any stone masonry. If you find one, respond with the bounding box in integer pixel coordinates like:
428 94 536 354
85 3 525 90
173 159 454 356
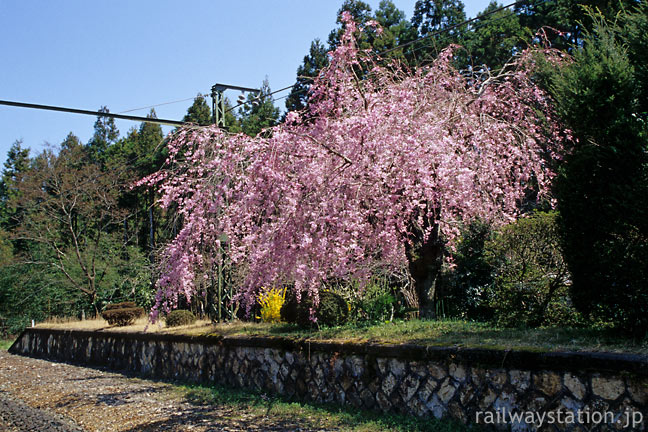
9 328 648 431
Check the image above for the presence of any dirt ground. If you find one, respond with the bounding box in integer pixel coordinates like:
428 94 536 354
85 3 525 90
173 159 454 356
0 351 339 431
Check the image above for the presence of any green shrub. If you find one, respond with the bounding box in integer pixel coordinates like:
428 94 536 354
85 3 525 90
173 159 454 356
101 306 144 327
322 274 414 323
352 277 397 323
281 290 349 328
317 291 349 327
439 219 495 320
484 211 582 328
104 301 138 311
545 6 648 336
279 290 298 324
165 309 196 327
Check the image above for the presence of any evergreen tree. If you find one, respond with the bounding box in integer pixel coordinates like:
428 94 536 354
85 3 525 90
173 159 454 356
462 1 526 71
183 94 212 126
136 110 165 262
285 39 329 113
286 1 414 114
87 106 119 164
547 6 648 335
135 109 165 175
371 0 418 59
0 140 30 228
327 0 373 49
105 110 167 257
240 79 281 137
60 132 81 151
514 0 637 51
411 0 466 57
223 98 243 134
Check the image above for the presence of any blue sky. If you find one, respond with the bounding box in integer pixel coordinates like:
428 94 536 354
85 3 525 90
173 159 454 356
0 0 492 165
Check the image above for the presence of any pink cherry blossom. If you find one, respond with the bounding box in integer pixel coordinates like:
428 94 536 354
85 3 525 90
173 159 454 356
139 21 568 321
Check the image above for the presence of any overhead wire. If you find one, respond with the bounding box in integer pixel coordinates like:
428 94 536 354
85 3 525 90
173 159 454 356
119 94 209 114
379 0 534 58
223 84 296 115
6 0 550 215
220 0 546 115
0 0 544 129
0 100 187 127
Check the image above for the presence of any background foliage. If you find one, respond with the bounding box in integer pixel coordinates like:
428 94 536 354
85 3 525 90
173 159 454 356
0 0 646 339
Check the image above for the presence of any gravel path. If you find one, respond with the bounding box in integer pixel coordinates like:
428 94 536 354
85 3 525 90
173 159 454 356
0 351 339 431
0 390 84 432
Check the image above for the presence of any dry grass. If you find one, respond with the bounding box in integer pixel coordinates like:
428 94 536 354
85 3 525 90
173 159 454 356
36 317 213 334
34 318 648 354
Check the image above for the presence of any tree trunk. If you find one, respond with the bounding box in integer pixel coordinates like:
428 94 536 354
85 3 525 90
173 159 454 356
148 190 156 290
91 291 98 318
404 209 444 318
148 193 155 264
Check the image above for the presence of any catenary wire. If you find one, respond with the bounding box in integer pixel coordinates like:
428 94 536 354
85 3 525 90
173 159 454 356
0 0 546 128
222 0 546 114
4 0 551 216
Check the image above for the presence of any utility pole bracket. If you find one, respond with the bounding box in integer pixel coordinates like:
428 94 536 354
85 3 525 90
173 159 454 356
211 83 260 128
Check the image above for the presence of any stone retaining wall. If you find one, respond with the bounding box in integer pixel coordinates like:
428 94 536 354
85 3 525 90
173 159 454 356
10 328 648 431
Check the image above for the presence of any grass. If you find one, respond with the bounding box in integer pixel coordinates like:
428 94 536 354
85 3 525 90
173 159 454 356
195 319 648 355
0 339 13 350
174 381 483 431
35 317 648 355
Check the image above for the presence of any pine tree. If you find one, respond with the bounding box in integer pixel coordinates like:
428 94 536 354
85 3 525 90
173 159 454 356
411 0 466 57
183 95 212 126
240 79 281 137
462 1 525 71
87 106 119 164
371 0 418 59
285 39 329 113
548 6 648 335
327 0 373 48
0 140 30 228
514 0 637 51
60 132 81 151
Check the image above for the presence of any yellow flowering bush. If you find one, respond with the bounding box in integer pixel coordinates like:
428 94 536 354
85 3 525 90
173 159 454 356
257 286 286 323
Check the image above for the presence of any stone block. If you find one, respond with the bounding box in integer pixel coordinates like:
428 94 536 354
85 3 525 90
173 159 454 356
560 395 584 414
449 363 467 382
376 357 388 375
614 398 646 431
494 390 518 414
448 401 467 424
471 367 486 387
409 395 430 417
438 377 458 404
509 370 531 392
627 377 648 405
459 384 476 406
479 387 498 410
564 372 586 400
418 378 438 403
426 394 447 419
381 373 397 396
487 369 508 390
389 358 406 378
591 375 624 401
534 371 562 397
399 373 421 402
429 363 447 380
376 391 393 411
360 388 375 409
409 361 427 377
